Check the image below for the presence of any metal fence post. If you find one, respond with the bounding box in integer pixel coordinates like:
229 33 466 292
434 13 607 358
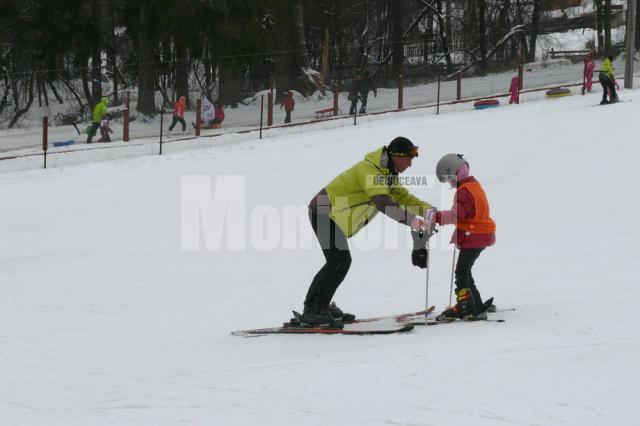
42 116 48 169
123 91 130 142
398 63 404 110
268 78 274 126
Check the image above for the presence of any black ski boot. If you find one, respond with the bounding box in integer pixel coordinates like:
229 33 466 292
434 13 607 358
329 302 356 322
436 288 478 321
290 305 344 328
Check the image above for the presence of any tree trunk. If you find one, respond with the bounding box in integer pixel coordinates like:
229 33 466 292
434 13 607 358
47 79 64 104
175 43 190 106
528 0 542 62
8 73 34 128
477 0 487 74
136 3 157 115
109 0 118 104
596 0 604 54
91 0 103 106
292 0 308 70
604 0 612 53
390 0 403 77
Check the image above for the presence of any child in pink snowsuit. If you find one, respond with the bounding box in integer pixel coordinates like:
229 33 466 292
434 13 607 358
509 76 519 104
584 56 596 93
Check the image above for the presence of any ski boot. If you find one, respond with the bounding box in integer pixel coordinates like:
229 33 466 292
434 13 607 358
436 288 479 321
329 302 356 322
288 305 344 328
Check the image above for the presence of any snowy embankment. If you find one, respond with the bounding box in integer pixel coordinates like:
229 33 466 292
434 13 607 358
0 87 638 425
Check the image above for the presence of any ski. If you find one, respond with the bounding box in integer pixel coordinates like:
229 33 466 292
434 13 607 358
410 317 506 326
231 322 414 337
347 306 436 324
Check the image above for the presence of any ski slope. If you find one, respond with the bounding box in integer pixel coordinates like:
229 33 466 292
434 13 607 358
1 88 639 425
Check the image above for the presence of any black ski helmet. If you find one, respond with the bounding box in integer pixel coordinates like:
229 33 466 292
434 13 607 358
387 137 419 157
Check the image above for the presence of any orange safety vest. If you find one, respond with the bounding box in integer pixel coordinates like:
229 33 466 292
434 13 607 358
457 181 496 234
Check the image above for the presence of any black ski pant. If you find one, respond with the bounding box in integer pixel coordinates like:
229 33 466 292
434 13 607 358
86 122 100 144
305 210 351 310
284 110 292 123
359 93 369 113
455 248 485 307
169 116 186 131
349 97 358 115
599 76 617 102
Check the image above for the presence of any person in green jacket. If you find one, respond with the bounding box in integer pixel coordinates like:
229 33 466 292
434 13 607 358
598 55 618 104
296 137 437 327
87 97 109 144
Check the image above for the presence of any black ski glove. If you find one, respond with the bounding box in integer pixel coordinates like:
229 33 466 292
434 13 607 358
411 231 429 269
412 248 428 268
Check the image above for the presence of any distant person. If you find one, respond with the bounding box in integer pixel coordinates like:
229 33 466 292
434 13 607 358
199 98 215 129
169 96 186 132
508 76 519 104
211 101 225 129
280 91 295 123
87 97 109 144
583 54 596 94
357 70 377 114
598 55 618 104
434 154 496 321
348 74 361 115
98 118 113 142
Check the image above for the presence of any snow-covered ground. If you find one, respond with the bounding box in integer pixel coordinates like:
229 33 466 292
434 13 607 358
1 75 639 425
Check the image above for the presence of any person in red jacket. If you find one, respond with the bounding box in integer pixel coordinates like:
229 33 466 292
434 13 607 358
169 96 186 132
280 91 295 123
508 76 519 104
211 102 225 129
434 154 496 321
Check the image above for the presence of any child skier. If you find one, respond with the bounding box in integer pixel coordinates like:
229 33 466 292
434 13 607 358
280 91 295 124
169 96 187 132
211 102 225 128
434 154 496 321
98 118 113 142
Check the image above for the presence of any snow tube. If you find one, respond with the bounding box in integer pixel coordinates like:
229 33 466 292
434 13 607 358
546 87 571 98
53 140 75 147
473 99 500 110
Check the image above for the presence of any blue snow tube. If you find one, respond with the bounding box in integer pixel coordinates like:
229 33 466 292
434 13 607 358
474 99 500 110
53 140 75 147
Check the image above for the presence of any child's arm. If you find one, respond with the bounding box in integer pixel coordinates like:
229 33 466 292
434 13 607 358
435 188 475 226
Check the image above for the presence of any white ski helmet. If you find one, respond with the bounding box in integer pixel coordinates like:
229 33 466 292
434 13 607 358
436 153 469 183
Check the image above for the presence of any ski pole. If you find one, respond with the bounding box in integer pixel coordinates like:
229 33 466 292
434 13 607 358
449 247 457 307
424 230 431 322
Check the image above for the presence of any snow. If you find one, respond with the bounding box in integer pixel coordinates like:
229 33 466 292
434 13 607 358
1 69 640 425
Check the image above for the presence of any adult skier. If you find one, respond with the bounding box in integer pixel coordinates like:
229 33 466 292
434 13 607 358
598 55 618 104
433 154 496 321
356 70 377 114
87 97 109 144
297 137 436 327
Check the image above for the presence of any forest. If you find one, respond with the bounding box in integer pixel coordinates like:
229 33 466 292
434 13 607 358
0 0 626 126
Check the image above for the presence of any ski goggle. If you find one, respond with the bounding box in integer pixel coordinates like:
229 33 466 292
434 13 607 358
389 146 419 158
